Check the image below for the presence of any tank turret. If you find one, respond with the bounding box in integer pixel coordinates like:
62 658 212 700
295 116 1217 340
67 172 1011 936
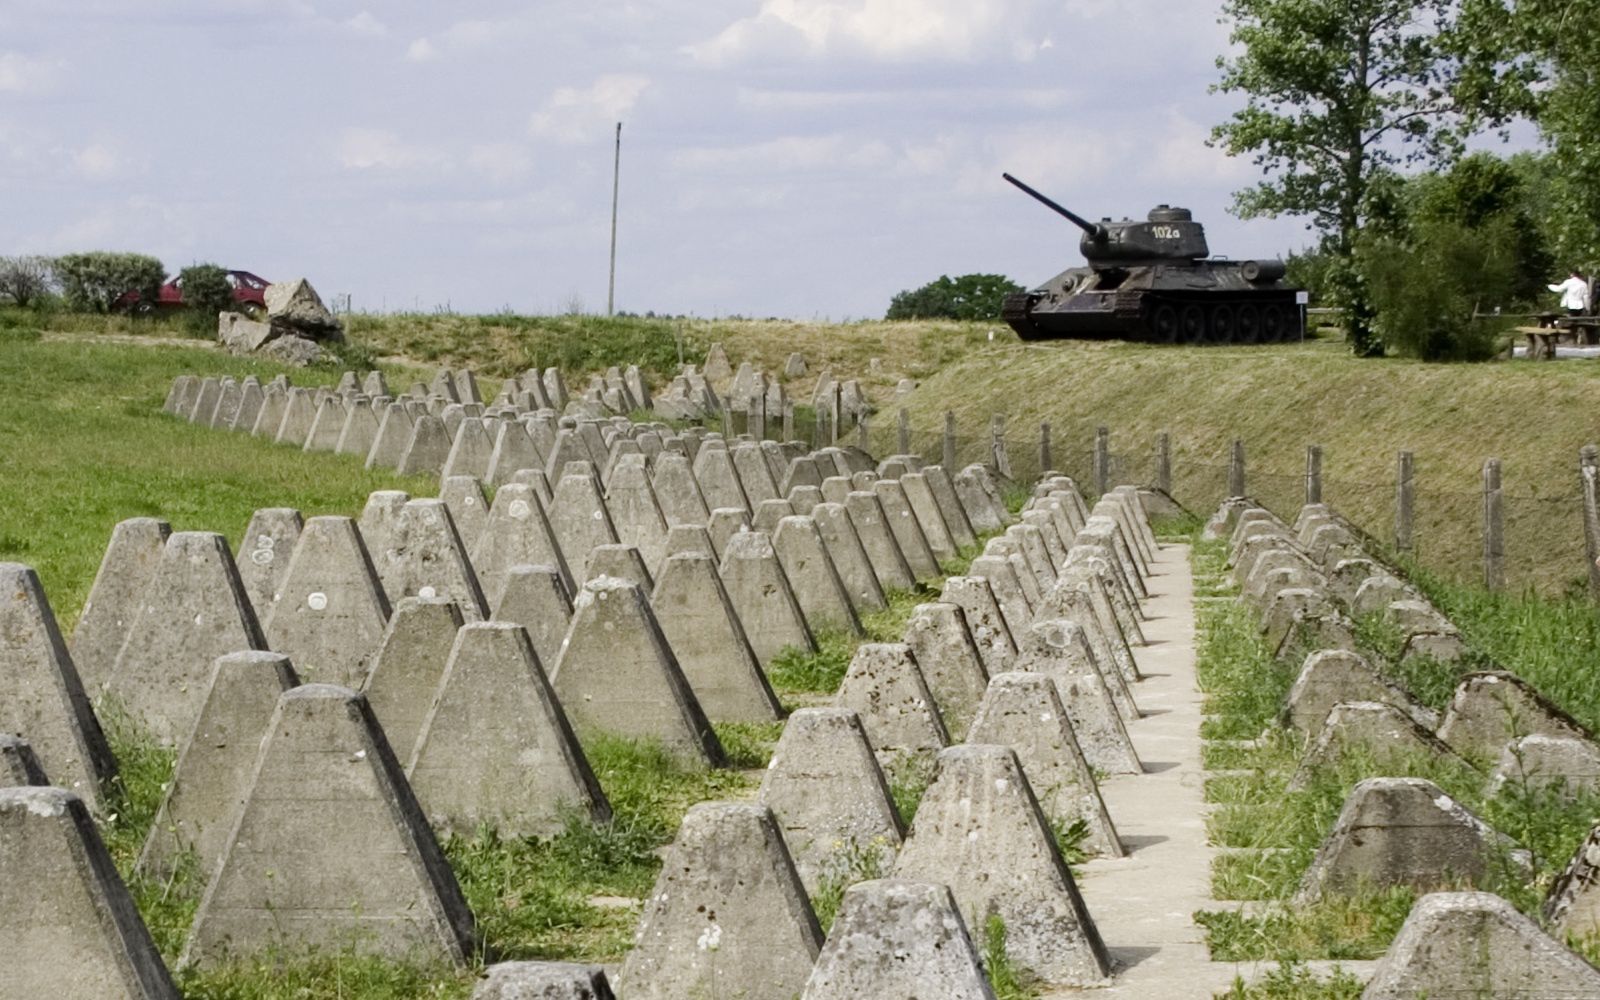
999 172 1304 346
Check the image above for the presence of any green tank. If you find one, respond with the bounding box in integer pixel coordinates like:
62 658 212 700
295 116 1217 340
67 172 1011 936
1000 173 1304 344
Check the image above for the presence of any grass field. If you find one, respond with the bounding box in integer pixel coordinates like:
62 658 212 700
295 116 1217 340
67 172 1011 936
1191 535 1600 997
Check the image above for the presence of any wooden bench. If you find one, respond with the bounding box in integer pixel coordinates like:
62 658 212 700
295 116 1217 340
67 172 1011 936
1516 326 1559 360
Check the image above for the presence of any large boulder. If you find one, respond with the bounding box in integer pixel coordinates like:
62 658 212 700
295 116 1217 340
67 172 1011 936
259 334 323 367
266 278 343 340
217 311 278 354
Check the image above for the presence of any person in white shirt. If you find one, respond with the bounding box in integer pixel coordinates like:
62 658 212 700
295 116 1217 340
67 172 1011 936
1550 270 1590 316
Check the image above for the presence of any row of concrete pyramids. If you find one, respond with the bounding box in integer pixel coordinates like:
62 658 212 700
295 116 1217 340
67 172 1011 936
1210 499 1600 994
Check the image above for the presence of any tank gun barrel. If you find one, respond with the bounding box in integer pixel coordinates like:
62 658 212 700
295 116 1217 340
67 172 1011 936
1002 172 1106 242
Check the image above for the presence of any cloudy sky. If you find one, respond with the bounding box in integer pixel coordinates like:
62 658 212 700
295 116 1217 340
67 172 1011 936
0 0 1528 319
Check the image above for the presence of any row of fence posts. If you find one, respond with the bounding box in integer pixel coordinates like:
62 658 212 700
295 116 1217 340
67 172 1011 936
727 398 1600 601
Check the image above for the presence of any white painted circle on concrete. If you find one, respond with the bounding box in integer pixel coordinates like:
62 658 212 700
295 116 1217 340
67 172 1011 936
419 585 438 599
307 592 328 611
509 500 530 520
250 549 274 566
257 535 275 549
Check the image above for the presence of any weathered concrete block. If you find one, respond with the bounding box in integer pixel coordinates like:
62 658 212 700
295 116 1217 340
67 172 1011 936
397 413 453 477
582 543 653 592
107 533 267 746
661 523 715 565
1008 523 1060 590
473 483 573 601
1289 701 1472 791
819 475 851 505
1063 546 1143 645
1035 578 1140 685
552 578 724 766
1400 629 1469 664
893 744 1110 986
873 480 941 581
650 453 713 528
71 517 171 698
731 442 781 505
249 382 288 438
488 565 572 671
181 685 476 968
441 475 490 555
706 506 750 560
233 507 301 625
753 497 795 533
834 643 948 781
617 803 821 998
1490 734 1600 800
902 602 990 740
693 444 751 514
969 673 1121 858
408 622 609 838
1438 671 1593 763
930 575 1011 686
718 530 816 667
1351 574 1409 617
602 459 670 571
799 879 995 1000
1366 891 1600 999
772 515 863 637
334 398 381 459
954 464 1012 533
485 420 544 488
361 597 465 764
1261 587 1332 654
138 651 299 883
356 490 409 575
968 554 1035 641
366 402 415 470
988 538 1043 606
809 501 888 614
0 786 181 998
650 553 782 722
231 377 265 433
1284 649 1437 739
368 498 488 621
442 417 495 482
0 734 46 786
1014 620 1141 775
900 472 957 562
472 962 615 999
263 516 390 688
843 491 917 594
188 376 221 424
548 465 621 583
271 386 317 446
1295 777 1529 904
756 708 902 895
303 394 347 452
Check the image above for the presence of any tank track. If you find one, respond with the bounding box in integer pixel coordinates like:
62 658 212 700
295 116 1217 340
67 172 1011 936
1002 292 1047 341
1139 292 1303 345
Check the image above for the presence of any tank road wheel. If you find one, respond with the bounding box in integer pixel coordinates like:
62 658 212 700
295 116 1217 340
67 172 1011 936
1260 303 1287 342
1181 304 1206 344
1002 292 1046 341
1236 303 1261 344
1149 303 1180 343
1208 304 1236 344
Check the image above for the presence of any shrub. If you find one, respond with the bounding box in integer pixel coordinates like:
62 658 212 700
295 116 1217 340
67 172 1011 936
177 263 233 331
54 252 165 313
0 255 56 307
885 273 1023 321
1360 218 1516 362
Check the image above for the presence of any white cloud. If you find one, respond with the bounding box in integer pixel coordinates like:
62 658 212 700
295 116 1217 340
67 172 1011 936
672 133 892 173
0 51 60 94
406 18 500 62
335 128 445 171
72 143 122 181
342 11 386 37
689 0 1045 65
406 37 437 61
530 74 649 143
466 143 533 182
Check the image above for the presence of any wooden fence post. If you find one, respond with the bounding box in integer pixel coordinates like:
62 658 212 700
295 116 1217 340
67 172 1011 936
1155 431 1172 494
1305 444 1323 505
1396 450 1415 554
1094 426 1110 496
1039 422 1053 474
830 382 842 446
1583 445 1600 601
1228 438 1246 497
1483 457 1505 592
991 415 1013 480
943 411 957 471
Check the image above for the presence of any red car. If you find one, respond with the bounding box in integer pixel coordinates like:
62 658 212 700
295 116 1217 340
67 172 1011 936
118 270 271 315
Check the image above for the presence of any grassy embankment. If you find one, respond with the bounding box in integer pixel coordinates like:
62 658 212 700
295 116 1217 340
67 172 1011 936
1190 534 1600 1000
0 323 1009 998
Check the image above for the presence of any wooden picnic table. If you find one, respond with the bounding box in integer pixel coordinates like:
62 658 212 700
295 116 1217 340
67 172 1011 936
1518 314 1600 359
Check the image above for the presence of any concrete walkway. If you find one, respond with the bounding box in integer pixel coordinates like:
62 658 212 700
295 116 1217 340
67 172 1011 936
1049 542 1239 998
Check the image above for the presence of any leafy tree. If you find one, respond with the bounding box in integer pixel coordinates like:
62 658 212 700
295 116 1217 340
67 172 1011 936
1460 0 1600 269
885 273 1023 321
54 252 165 313
1408 152 1552 303
178 263 234 331
0 256 55 307
1211 0 1505 355
1361 215 1516 361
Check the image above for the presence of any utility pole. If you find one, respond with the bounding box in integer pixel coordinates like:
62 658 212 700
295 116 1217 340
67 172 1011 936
607 121 622 317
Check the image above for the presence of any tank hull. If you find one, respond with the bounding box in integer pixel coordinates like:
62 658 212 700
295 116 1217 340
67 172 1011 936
1004 263 1305 345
